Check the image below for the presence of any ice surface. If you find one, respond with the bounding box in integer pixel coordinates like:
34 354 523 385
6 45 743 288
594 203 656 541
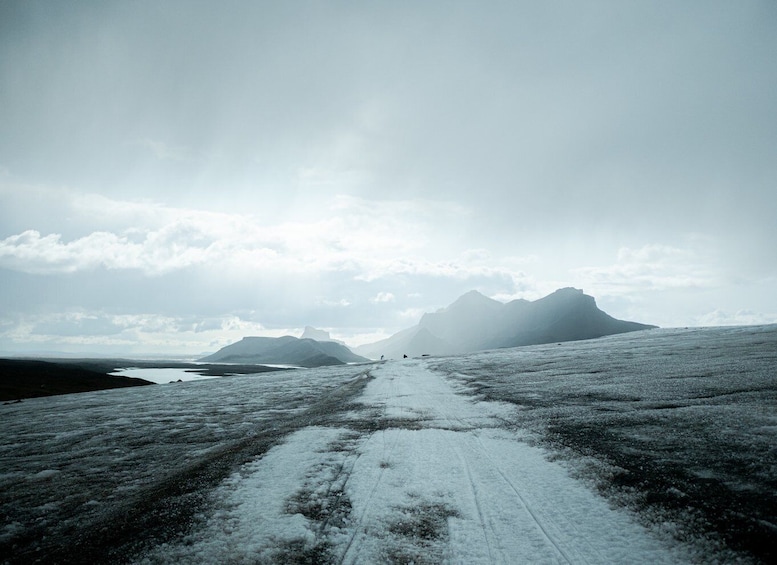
2 325 775 563
337 362 687 564
0 365 371 561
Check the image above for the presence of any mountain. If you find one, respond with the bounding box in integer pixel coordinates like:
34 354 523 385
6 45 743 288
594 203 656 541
199 336 368 368
299 326 347 346
355 288 656 359
418 290 507 351
492 288 655 348
300 326 332 341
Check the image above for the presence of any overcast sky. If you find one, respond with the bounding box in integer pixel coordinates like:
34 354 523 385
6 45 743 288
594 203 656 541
1 0 776 356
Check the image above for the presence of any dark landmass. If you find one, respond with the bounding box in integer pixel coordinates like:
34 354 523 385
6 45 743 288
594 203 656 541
0 358 153 402
0 358 292 401
200 335 369 367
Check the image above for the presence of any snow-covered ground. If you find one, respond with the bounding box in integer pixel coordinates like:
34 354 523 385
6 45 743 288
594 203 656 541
2 325 776 564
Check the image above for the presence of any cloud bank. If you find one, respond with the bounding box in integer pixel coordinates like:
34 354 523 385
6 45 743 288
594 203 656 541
1 1 775 354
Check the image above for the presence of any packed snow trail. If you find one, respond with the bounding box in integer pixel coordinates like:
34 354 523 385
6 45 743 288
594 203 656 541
336 360 685 564
140 359 690 564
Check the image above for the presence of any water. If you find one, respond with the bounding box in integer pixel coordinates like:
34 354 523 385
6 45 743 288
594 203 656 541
111 367 220 384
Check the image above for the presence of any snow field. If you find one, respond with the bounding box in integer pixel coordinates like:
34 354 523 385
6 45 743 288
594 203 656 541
339 361 689 564
138 359 693 564
135 425 355 564
5 326 774 563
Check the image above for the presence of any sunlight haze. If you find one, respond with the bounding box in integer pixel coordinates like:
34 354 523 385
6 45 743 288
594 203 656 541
1 0 775 355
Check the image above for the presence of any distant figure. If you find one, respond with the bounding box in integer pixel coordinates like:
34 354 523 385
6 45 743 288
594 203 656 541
403 354 408 358
380 355 384 360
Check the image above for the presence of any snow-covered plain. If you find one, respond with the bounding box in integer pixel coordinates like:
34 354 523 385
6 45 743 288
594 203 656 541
2 325 775 564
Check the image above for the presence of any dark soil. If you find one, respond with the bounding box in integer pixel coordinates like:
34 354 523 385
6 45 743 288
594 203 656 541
0 358 152 401
0 358 291 401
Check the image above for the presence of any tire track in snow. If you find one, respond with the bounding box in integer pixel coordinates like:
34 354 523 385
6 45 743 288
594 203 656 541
335 360 682 564
337 370 405 565
433 365 614 564
405 362 611 563
438 367 607 564
474 431 609 565
336 434 389 565
474 435 576 564
346 361 576 563
449 434 498 563
431 372 576 564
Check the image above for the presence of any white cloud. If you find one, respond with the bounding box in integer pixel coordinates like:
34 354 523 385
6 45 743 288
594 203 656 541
319 298 351 308
138 138 191 161
0 310 287 356
0 191 516 286
371 292 395 303
695 309 777 327
571 242 719 295
0 228 213 275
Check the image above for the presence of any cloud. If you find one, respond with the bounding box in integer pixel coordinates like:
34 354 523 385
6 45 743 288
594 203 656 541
0 310 287 355
0 229 210 275
695 309 777 327
0 191 530 291
137 138 191 162
571 242 719 295
371 292 395 303
1 2 775 355
31 312 126 337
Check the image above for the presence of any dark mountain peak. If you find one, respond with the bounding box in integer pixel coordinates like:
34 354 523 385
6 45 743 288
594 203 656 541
543 287 588 301
357 287 656 359
200 335 367 367
539 287 594 305
556 287 584 294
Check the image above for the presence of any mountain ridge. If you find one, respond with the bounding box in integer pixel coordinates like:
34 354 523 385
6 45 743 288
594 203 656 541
355 288 656 359
200 336 368 367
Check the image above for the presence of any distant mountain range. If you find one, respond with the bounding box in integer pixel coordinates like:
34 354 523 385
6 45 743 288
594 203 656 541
203 288 656 366
355 288 656 359
199 336 368 367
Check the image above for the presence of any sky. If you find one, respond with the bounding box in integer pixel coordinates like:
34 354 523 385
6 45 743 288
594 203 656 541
1 0 776 356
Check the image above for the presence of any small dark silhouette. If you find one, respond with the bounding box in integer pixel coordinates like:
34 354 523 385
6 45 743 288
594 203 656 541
403 354 408 358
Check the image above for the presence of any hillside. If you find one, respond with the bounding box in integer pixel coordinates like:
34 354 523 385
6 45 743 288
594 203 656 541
355 288 656 359
200 336 368 367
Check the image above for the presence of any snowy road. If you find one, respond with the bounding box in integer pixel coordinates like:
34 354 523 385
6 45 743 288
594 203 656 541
2 326 776 563
135 362 690 564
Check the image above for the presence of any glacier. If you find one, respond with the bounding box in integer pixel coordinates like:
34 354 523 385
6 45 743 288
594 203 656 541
2 325 775 563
